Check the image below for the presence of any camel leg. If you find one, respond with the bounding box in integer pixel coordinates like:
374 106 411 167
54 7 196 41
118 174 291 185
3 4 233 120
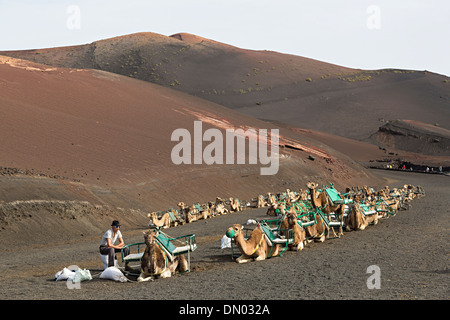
328 228 336 239
315 233 326 242
236 255 251 263
292 242 304 251
159 269 172 278
338 225 344 236
324 225 336 239
373 216 379 225
177 255 189 272
137 273 153 282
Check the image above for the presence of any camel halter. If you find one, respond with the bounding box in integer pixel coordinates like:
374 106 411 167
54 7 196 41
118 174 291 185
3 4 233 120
225 229 235 238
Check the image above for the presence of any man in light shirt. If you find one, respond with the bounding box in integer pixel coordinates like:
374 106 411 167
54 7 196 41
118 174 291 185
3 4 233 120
99 220 125 268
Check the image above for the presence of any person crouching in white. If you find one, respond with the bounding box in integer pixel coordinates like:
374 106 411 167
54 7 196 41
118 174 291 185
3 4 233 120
99 220 125 268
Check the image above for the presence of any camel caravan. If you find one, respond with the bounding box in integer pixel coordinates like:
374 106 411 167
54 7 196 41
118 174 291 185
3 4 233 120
225 182 425 264
118 181 423 281
146 197 242 228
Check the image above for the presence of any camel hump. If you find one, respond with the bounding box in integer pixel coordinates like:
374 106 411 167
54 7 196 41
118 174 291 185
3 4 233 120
248 227 264 244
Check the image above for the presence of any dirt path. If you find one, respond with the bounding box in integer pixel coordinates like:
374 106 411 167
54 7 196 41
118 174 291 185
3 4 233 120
0 170 448 302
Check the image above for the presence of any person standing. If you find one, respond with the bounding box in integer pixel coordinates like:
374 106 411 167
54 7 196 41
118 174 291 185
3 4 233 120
99 220 125 268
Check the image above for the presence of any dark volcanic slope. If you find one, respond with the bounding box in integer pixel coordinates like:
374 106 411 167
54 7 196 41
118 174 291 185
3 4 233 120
368 119 450 156
2 32 449 142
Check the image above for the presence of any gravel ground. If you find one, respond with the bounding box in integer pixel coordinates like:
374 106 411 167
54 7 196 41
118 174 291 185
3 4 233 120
0 170 448 309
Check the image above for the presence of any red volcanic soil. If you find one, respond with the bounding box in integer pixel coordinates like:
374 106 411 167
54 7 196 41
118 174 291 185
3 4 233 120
0 55 383 248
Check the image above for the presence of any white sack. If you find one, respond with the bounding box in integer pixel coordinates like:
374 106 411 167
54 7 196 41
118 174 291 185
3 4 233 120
55 267 76 281
73 269 92 283
220 234 231 249
99 266 127 282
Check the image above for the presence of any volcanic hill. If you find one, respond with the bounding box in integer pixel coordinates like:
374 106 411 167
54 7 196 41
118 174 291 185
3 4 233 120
2 32 449 144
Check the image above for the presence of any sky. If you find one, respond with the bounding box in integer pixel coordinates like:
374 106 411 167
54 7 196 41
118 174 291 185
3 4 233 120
1 0 449 76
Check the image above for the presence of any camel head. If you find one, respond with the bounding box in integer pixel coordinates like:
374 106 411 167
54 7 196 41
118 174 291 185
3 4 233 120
147 212 156 218
225 224 243 239
286 211 297 226
306 182 318 190
178 202 185 209
143 230 158 247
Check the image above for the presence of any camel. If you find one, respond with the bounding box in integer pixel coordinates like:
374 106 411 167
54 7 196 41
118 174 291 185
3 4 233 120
177 202 202 223
298 189 309 201
192 203 213 220
278 206 294 236
363 185 375 198
302 210 328 242
345 203 378 231
225 224 280 263
376 199 395 218
266 203 285 216
278 206 296 236
403 184 425 200
199 205 212 220
257 195 268 208
415 185 425 198
147 212 174 229
294 201 311 214
266 203 277 216
286 189 300 203
210 202 229 215
306 182 345 238
229 197 242 212
286 211 306 251
376 191 400 212
137 230 188 282
266 193 277 206
403 185 415 199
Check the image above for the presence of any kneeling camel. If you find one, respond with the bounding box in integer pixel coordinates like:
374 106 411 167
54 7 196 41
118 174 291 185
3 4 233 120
137 230 188 282
225 224 281 263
